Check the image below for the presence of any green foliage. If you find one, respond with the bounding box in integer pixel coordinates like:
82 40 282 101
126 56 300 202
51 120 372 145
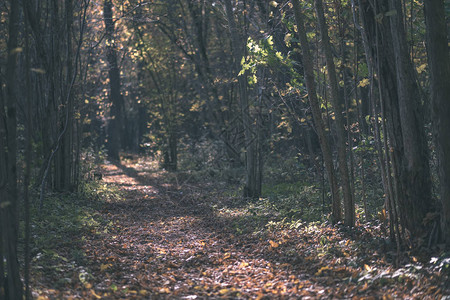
212 179 326 237
262 182 325 223
240 36 299 86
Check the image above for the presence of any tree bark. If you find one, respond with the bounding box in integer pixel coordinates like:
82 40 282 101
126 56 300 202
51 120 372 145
424 0 450 244
292 0 342 223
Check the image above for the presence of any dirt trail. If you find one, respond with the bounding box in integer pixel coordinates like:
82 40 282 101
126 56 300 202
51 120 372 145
84 160 326 299
73 159 448 299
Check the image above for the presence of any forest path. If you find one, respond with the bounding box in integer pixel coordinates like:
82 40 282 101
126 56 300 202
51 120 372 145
86 158 330 299
72 158 448 299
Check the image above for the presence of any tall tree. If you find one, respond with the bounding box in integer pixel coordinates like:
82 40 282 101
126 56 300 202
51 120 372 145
314 0 355 226
224 0 262 198
388 0 433 236
104 0 125 160
292 0 342 223
357 0 434 241
424 0 450 244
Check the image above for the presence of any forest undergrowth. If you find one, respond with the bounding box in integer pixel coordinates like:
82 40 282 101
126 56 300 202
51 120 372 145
29 156 450 299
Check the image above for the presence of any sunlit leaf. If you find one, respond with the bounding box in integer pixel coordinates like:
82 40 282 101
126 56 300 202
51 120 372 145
10 47 23 54
31 68 46 74
269 240 279 248
358 78 370 88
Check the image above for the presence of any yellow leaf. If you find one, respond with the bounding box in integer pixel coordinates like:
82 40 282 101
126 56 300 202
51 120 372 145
358 78 370 88
239 261 249 268
315 266 332 276
364 264 372 272
269 240 279 248
416 63 427 74
219 288 229 295
139 290 148 296
90 290 102 299
360 282 369 292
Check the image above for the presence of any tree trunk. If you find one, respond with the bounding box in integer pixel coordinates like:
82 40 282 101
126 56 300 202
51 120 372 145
63 0 74 191
55 0 75 191
292 0 342 223
358 0 407 246
104 0 125 161
388 0 433 236
223 0 260 199
0 0 24 298
314 0 354 226
164 126 178 171
357 0 434 242
424 0 450 244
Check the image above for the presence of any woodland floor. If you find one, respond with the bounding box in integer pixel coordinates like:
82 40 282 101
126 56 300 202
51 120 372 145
31 157 450 299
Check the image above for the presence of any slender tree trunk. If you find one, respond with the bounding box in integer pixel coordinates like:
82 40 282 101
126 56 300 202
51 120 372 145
164 124 178 171
314 0 354 226
0 64 6 300
424 0 450 244
292 0 342 223
63 0 74 191
55 0 75 191
104 0 125 161
24 11 32 299
223 0 260 198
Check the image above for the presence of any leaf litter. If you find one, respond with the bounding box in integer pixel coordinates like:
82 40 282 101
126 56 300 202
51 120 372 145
32 158 450 299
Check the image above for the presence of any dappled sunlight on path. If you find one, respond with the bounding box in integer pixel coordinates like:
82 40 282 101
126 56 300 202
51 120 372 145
62 158 449 299
84 159 324 299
